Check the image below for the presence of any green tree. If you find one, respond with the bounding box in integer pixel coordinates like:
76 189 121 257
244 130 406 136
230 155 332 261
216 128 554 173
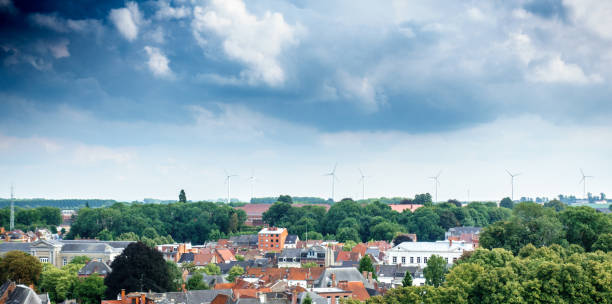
97 228 113 241
104 242 172 299
559 206 612 251
70 256 91 265
592 233 612 252
202 263 221 275
500 197 513 209
358 255 377 279
301 262 319 268
0 251 42 285
166 261 183 292
337 227 361 243
179 189 187 203
342 240 357 251
423 255 446 287
278 195 293 204
142 227 159 239
186 273 209 290
544 199 566 211
73 275 106 304
303 293 312 304
262 202 293 226
39 265 78 303
402 271 413 287
227 265 245 282
181 262 196 273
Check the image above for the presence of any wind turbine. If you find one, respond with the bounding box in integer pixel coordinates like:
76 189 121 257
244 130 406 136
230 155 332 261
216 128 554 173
224 170 238 204
429 171 442 203
358 168 370 201
324 163 339 202
248 170 257 202
579 169 594 199
506 170 521 201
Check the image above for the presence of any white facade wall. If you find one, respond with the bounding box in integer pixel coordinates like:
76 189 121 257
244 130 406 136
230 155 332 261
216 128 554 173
385 242 470 267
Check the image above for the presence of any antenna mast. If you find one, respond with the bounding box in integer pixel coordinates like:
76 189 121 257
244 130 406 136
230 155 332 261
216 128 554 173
10 184 15 231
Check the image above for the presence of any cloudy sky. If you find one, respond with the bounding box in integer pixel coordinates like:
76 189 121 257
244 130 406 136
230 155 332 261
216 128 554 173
1 0 611 202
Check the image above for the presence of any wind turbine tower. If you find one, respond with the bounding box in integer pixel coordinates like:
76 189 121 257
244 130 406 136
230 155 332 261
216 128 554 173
224 170 238 204
10 184 14 231
324 163 339 202
358 168 369 201
579 169 594 199
506 170 522 201
248 170 256 202
429 171 442 203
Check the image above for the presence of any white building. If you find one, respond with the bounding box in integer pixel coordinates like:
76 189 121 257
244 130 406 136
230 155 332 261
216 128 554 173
385 241 471 267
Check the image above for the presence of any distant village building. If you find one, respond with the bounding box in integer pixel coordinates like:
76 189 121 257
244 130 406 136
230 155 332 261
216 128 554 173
277 245 335 268
78 260 112 277
385 241 472 267
258 227 288 252
445 227 481 248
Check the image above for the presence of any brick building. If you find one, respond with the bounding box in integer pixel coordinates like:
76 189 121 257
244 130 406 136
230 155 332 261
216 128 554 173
258 227 288 251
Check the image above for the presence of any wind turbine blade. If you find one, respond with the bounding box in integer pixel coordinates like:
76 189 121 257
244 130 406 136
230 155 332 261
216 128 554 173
332 163 338 174
579 177 584 184
580 168 585 177
505 169 512 177
437 170 442 178
359 168 364 177
515 172 522 176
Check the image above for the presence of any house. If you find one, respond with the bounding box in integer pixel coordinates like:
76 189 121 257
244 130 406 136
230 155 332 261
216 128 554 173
229 235 259 248
376 264 425 287
0 281 49 304
334 251 361 265
258 227 288 252
445 227 481 248
277 248 302 268
0 239 133 268
278 246 334 268
314 267 375 290
215 248 236 264
78 260 112 277
284 235 299 249
155 243 198 262
385 241 472 267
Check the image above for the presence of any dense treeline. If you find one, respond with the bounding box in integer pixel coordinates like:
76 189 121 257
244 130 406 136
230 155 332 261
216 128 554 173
0 206 61 232
263 197 510 242
480 202 612 253
366 245 612 303
250 196 331 204
0 199 117 209
66 202 247 244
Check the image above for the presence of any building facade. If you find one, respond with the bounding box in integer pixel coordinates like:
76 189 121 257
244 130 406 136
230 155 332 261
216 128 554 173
258 227 288 252
384 241 471 267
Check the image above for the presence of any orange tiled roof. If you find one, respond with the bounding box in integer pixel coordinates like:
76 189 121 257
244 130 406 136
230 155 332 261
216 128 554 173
287 268 325 281
214 283 235 290
388 204 423 213
216 248 236 262
193 253 215 266
341 282 370 301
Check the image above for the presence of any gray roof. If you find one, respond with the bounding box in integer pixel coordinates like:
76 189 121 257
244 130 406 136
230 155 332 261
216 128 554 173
230 235 258 246
178 252 195 263
365 248 379 257
61 243 111 253
156 289 232 304
377 265 410 278
595 208 611 214
298 292 326 304
279 248 301 259
60 240 134 249
285 235 298 244
78 261 112 276
184 274 225 287
446 226 482 236
0 282 43 304
218 261 251 274
314 267 372 289
234 298 260 304
0 242 32 253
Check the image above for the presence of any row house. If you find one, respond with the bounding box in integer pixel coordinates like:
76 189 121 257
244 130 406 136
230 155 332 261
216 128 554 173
277 245 335 268
445 226 481 248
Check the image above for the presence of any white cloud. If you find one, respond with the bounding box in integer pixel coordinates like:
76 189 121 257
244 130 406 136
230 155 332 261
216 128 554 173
144 46 173 78
564 0 612 40
109 2 143 41
73 145 135 164
528 55 603 84
155 0 190 19
48 39 70 58
191 0 297 86
29 13 103 34
336 72 385 112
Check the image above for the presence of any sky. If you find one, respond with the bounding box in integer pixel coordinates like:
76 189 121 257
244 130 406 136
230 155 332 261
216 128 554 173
1 0 611 202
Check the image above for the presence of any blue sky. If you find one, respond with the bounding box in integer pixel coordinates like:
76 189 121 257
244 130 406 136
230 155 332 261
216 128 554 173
1 0 611 202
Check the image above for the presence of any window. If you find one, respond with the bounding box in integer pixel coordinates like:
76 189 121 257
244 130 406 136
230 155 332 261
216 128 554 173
445 258 449 263
63 258 67 266
392 256 397 264
410 257 414 263
424 257 428 263
40 257 49 263
401 257 406 264
416 257 420 263
453 258 457 263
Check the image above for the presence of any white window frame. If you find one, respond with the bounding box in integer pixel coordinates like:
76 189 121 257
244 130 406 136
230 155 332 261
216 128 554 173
40 257 49 263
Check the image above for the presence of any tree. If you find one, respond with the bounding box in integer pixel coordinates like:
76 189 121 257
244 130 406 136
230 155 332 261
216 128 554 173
402 271 413 287
278 195 293 204
227 265 244 282
592 233 612 252
358 255 377 279
262 202 293 226
337 227 361 243
179 189 187 203
393 234 415 247
186 273 209 290
0 251 42 286
500 197 513 209
342 240 357 251
97 229 113 241
544 199 566 212
181 262 196 273
73 275 106 304
39 265 78 303
70 256 91 264
104 242 172 299
303 293 312 304
202 263 221 275
167 261 183 292
423 255 446 287
302 262 319 268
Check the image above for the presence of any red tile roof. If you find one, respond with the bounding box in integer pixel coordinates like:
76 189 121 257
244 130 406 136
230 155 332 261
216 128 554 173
341 282 370 301
388 204 423 213
235 204 330 216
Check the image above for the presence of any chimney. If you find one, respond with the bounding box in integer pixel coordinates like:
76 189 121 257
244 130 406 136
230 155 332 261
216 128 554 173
362 271 367 278
121 289 126 303
449 239 453 247
331 273 337 287
376 264 380 273
368 272 373 284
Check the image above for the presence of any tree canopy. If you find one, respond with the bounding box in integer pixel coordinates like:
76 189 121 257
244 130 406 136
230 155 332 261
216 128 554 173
104 242 172 299
0 251 42 286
